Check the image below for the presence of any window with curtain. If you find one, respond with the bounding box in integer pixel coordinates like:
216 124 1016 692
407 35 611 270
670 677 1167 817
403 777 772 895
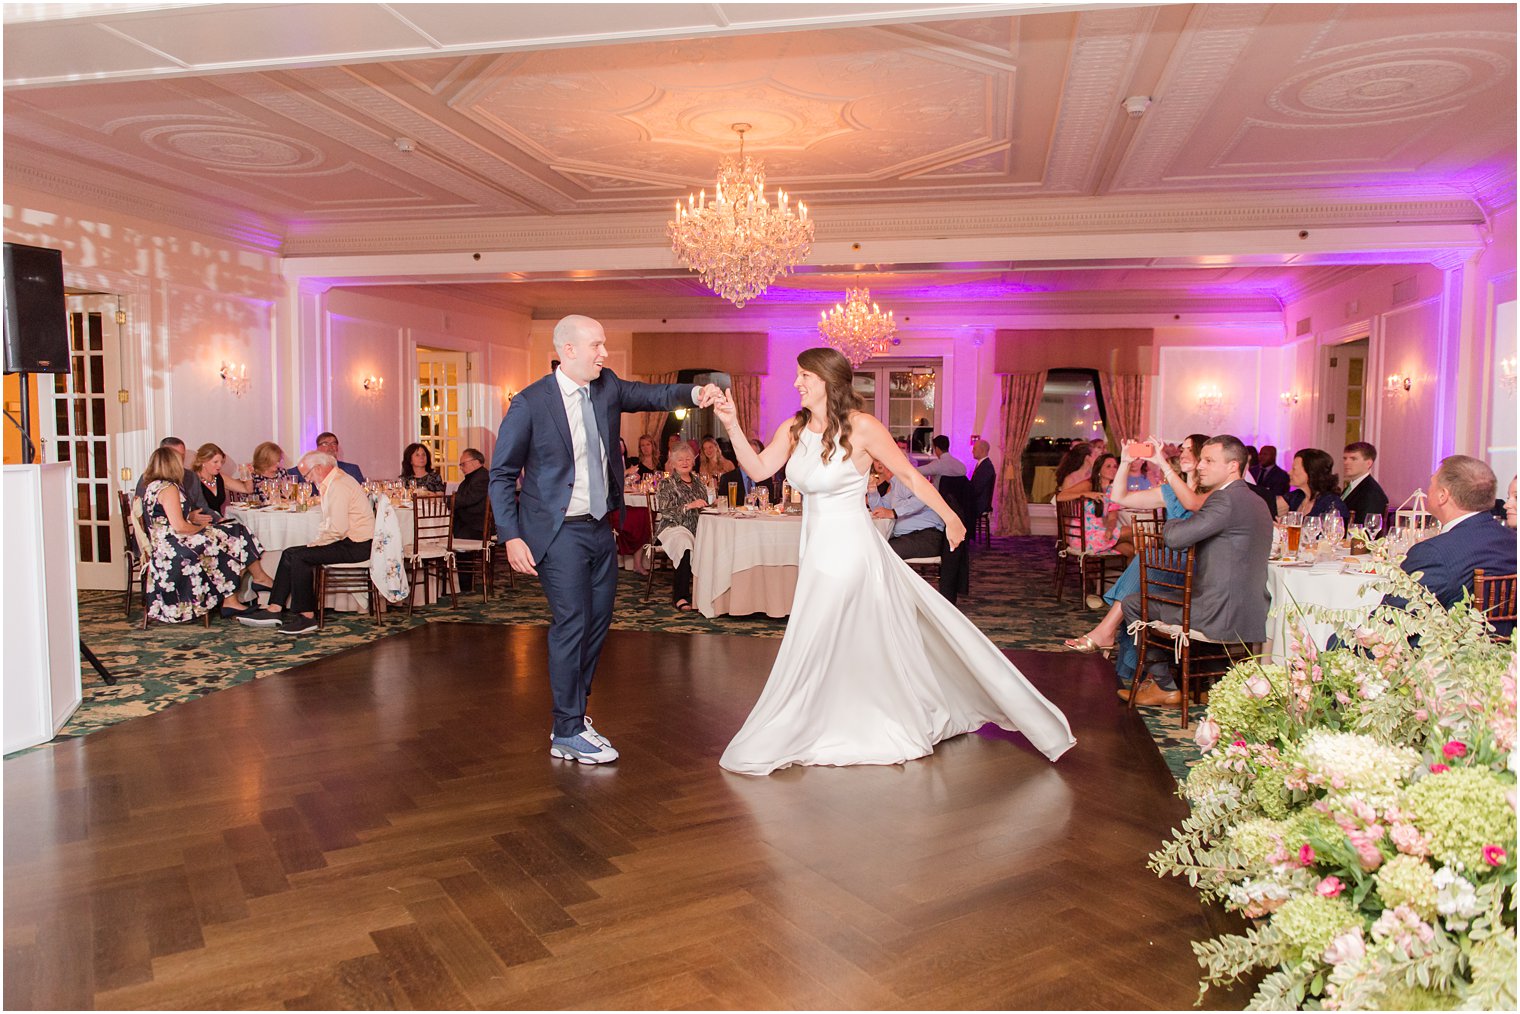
1021 368 1112 503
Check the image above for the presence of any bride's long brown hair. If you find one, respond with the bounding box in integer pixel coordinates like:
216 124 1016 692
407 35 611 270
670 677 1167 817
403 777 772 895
788 347 866 465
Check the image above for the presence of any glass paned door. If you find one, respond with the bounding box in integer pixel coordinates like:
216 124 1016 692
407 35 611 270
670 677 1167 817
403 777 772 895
40 296 122 589
416 347 468 483
853 359 939 454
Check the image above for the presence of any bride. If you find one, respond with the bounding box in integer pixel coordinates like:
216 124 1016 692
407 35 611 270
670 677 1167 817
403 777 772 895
713 347 1076 776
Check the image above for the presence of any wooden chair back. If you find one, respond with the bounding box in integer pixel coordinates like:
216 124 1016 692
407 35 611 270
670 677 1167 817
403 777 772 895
1473 568 1517 637
410 493 454 555
1132 510 1166 540
1055 498 1089 552
1135 530 1194 631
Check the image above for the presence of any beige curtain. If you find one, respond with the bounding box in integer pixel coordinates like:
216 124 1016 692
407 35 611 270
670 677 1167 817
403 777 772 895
642 372 680 442
995 371 1047 536
1098 372 1144 446
728 374 762 441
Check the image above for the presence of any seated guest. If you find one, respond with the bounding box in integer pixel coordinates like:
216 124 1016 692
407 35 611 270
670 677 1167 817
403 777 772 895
627 434 661 480
249 441 287 500
139 447 272 622
315 432 365 483
653 444 709 611
969 439 996 518
1123 456 1153 493
1052 443 1095 499
663 433 685 469
751 437 785 502
399 442 446 493
135 436 216 522
1055 452 1134 561
452 448 488 540
918 434 967 489
697 435 734 485
1340 441 1388 525
1506 475 1517 529
1278 448 1349 523
1120 435 1273 705
452 447 489 591
1385 455 1516 636
190 442 254 515
1255 445 1291 502
1066 434 1209 656
867 457 946 560
239 451 375 634
1244 445 1260 482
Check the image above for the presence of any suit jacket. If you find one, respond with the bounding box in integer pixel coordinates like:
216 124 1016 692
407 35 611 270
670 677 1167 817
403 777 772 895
1391 512 1517 634
489 369 694 560
937 474 976 601
1256 463 1290 501
1162 480 1274 643
452 467 489 540
1341 474 1388 525
969 458 996 515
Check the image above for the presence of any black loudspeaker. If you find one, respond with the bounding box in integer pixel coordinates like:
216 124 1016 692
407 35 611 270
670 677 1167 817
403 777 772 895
3 243 70 374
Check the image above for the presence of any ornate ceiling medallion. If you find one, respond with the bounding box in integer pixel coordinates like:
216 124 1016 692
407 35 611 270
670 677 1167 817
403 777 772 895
667 123 814 308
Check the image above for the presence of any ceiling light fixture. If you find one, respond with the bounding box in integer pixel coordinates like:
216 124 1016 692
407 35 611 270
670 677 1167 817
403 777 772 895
818 280 896 368
668 123 813 308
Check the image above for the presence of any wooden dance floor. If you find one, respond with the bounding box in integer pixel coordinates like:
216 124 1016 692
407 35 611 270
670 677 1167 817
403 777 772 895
4 624 1247 1010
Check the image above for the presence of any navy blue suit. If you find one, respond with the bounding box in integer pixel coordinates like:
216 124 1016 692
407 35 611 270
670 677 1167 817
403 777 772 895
490 369 695 737
1388 512 1517 636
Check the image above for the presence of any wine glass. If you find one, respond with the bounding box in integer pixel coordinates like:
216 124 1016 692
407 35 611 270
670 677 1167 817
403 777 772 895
1300 516 1323 559
1363 514 1383 540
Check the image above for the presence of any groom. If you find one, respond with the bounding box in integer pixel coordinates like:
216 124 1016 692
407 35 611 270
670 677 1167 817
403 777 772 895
490 315 724 764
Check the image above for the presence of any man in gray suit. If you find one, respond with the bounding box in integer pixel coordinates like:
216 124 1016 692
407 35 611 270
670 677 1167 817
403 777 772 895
1118 434 1273 706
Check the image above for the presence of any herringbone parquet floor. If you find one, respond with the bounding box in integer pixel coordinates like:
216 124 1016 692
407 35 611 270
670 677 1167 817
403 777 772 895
3 623 1247 1010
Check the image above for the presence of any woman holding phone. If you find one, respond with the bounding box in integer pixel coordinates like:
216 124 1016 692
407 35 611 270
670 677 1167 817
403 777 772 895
1063 434 1210 654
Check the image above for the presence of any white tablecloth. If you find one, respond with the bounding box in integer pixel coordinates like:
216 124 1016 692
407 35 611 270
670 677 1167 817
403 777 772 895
691 510 895 618
1265 558 1388 663
229 504 420 610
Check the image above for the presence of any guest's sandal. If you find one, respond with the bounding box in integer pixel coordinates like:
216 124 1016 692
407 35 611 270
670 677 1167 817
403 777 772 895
1063 635 1113 656
674 599 693 611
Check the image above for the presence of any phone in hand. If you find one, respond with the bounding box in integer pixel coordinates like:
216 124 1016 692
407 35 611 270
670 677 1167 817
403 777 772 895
1124 441 1155 459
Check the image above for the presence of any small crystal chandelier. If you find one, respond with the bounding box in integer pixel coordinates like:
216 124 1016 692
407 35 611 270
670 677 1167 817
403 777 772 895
667 123 814 308
818 282 896 367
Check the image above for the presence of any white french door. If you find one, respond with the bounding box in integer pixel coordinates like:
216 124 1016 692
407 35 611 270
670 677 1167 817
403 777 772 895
852 359 941 451
39 295 124 589
416 347 469 484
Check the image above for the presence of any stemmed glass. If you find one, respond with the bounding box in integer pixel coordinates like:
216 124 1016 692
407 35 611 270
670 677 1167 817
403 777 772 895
1300 516 1323 558
1362 514 1383 540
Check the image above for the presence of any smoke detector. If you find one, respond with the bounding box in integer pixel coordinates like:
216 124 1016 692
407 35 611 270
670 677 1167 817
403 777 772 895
394 137 416 153
1122 96 1152 118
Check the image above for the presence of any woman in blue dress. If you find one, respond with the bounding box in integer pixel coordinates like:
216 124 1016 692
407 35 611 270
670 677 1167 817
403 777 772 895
1063 433 1211 654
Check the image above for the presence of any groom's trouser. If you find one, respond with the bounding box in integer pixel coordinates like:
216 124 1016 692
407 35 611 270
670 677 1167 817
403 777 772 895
537 516 619 739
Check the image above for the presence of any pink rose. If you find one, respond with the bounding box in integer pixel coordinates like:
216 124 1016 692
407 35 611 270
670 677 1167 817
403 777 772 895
1244 675 1272 699
1299 844 1316 866
1323 928 1364 965
1316 875 1345 897
1232 739 1247 748
1194 717 1220 752
1442 740 1468 759
1390 823 1430 857
1483 845 1507 867
1429 763 1449 774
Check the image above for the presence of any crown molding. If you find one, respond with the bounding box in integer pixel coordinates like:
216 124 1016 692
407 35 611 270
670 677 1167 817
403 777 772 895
4 156 285 253
280 189 1486 257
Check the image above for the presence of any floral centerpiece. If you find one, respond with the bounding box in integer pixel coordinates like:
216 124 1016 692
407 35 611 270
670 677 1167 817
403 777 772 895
1150 565 1516 1009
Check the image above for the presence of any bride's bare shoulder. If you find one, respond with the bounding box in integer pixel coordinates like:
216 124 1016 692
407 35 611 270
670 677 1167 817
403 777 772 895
847 410 886 434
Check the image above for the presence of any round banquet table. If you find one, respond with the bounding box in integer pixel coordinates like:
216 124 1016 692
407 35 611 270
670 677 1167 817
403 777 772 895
1265 556 1389 663
612 492 652 570
691 509 896 618
228 503 423 611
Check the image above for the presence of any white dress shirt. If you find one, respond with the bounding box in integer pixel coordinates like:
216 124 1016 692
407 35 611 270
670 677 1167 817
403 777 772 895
918 452 966 489
555 368 704 515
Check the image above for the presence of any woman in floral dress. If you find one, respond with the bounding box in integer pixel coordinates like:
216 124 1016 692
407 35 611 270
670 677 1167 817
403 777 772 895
140 447 272 623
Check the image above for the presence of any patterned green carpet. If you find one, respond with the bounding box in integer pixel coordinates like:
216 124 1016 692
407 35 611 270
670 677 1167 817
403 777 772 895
45 536 1201 778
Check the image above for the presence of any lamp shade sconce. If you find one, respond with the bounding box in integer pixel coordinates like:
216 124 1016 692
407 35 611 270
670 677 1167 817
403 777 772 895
1499 356 1516 395
362 375 384 393
219 362 249 397
1280 390 1300 407
1384 373 1412 395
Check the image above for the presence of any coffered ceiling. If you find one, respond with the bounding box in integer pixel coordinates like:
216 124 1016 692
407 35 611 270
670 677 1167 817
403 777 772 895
3 2 1515 317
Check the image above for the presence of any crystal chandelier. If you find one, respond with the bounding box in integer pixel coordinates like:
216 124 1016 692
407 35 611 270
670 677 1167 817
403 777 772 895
667 124 814 308
818 283 896 367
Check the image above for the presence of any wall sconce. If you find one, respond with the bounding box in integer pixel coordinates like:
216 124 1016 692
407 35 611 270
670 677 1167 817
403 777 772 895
1280 390 1300 407
503 386 517 403
1384 373 1412 396
362 375 384 394
1500 356 1516 395
1196 383 1225 427
219 362 249 398
673 408 689 421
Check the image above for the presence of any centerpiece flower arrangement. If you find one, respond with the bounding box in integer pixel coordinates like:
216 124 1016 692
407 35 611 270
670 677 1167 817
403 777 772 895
1150 566 1516 1009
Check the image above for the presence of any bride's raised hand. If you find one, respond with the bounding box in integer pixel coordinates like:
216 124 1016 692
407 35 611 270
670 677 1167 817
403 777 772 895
713 388 739 428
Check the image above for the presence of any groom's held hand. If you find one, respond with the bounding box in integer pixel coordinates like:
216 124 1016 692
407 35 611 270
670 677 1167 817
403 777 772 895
695 383 724 408
504 537 538 576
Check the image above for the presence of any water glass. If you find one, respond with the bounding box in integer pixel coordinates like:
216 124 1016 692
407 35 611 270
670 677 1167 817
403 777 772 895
1363 514 1383 539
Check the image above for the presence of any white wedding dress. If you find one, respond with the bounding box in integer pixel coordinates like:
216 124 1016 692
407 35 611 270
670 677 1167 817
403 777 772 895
719 426 1077 776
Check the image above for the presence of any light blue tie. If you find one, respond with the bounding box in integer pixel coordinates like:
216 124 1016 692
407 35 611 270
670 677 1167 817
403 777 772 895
580 387 607 519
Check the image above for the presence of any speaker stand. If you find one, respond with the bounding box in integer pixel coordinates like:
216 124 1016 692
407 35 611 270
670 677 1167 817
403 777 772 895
79 640 116 686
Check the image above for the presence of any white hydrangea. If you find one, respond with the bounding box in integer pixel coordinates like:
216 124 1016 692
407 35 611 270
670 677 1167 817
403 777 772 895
1297 730 1421 805
1432 867 1481 931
